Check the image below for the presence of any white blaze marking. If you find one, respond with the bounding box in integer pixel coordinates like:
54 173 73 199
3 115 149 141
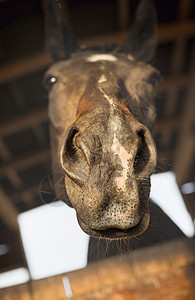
99 86 114 106
127 54 135 61
87 54 117 62
98 74 107 83
111 119 118 131
112 135 132 191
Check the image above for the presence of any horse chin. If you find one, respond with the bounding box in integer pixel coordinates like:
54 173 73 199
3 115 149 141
77 212 150 240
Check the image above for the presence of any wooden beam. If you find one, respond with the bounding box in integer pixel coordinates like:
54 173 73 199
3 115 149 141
174 86 195 185
117 0 129 30
32 125 48 146
6 170 23 189
152 117 180 133
174 43 195 185
157 150 173 160
170 0 190 75
0 106 48 137
80 20 195 45
0 51 51 84
178 0 192 21
0 21 195 84
5 238 190 300
0 148 50 177
0 138 24 190
170 37 186 75
163 88 177 117
0 138 12 160
157 20 195 42
158 74 190 91
11 185 43 203
0 187 19 231
0 283 32 300
0 238 194 299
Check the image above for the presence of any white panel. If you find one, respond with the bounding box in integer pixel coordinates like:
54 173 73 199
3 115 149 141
0 268 30 288
18 201 89 280
150 172 195 237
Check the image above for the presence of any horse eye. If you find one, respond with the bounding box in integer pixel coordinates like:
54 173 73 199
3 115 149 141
44 75 58 92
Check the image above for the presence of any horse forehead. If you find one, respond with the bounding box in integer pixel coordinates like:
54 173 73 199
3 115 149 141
48 53 129 75
47 53 155 93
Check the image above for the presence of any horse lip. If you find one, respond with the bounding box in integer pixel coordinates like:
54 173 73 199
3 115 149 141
77 213 150 239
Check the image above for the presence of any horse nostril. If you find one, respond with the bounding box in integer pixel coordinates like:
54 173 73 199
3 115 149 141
133 129 150 174
62 127 79 162
61 126 90 185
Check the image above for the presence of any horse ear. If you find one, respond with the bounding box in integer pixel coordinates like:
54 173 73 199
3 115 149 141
121 0 157 62
45 0 79 61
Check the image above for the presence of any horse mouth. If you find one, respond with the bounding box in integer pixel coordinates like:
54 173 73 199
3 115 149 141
77 213 150 239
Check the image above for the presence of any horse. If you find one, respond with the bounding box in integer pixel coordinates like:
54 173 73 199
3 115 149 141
44 0 162 240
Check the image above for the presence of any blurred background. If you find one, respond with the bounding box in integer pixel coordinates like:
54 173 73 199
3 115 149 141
0 0 194 298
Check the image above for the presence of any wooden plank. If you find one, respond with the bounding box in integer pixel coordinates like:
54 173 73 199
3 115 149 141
10 185 43 203
0 138 12 160
32 125 48 147
0 106 48 137
0 51 51 85
20 191 35 205
0 283 32 300
170 0 190 74
160 87 178 158
0 148 50 178
170 37 186 75
68 238 195 299
6 170 23 188
0 187 19 231
0 238 194 299
152 117 180 133
178 0 192 21
0 21 195 83
31 276 68 300
157 20 195 42
158 74 190 91
117 0 129 30
174 47 195 185
164 88 177 117
174 120 195 185
0 140 24 192
29 238 195 300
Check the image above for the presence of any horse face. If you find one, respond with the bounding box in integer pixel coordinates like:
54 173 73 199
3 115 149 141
45 51 160 238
